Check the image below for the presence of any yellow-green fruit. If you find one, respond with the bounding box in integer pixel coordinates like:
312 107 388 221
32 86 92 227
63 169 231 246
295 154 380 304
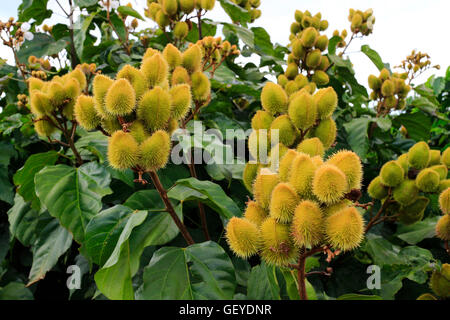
398 196 429 225
28 77 45 92
311 117 336 149
301 27 318 47
416 168 440 192
325 207 364 251
117 65 146 99
367 176 388 200
191 71 210 101
327 150 362 191
248 130 269 163
261 82 288 115
162 0 177 16
315 35 328 51
137 86 171 131
305 49 322 69
74 95 100 131
34 119 56 137
169 84 191 120
430 264 450 298
104 79 136 116
260 217 297 266
439 179 450 193
429 149 441 166
162 43 182 70
128 120 148 144
244 201 267 227
439 187 450 214
251 110 273 130
269 115 297 147
393 179 419 206
294 74 309 89
319 55 330 71
311 155 323 167
277 74 289 87
396 153 409 175
138 130 171 171
226 217 260 258
442 148 450 168
314 87 338 120
297 138 324 157
312 164 348 204
101 117 121 135
279 150 298 182
47 81 66 108
243 162 259 192
173 21 189 39
430 165 448 180
312 70 329 86
284 81 299 96
381 79 395 97
156 10 170 28
30 91 51 116
368 74 381 90
285 63 299 80
108 131 139 170
182 45 202 73
416 293 437 300
289 153 316 197
141 53 169 88
288 91 317 130
171 66 190 86
142 48 159 61
269 183 299 223
408 141 430 169
351 13 363 29
291 39 305 59
253 168 279 210
436 215 450 241
379 68 390 81
69 68 87 91
380 160 404 187
179 0 195 13
93 74 114 118
291 200 324 247
323 200 351 217
200 0 215 10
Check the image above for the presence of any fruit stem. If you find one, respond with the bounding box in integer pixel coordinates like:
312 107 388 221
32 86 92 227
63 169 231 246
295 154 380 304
297 252 308 300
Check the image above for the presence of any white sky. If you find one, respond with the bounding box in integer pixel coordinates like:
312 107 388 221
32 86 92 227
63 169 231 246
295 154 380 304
1 0 449 87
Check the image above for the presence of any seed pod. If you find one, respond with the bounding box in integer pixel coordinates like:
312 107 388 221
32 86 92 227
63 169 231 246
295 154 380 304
179 0 196 13
260 217 297 266
367 176 388 200
261 82 288 115
253 168 279 210
379 68 390 81
312 164 348 204
74 95 100 131
313 87 338 120
68 68 87 91
155 10 170 28
408 141 430 169
161 0 177 16
439 187 450 214
171 66 190 86
142 47 159 61
169 84 191 120
416 293 437 300
285 63 299 80
117 65 147 99
162 43 182 71
323 200 351 217
430 164 448 180
325 207 364 251
93 74 114 118
297 138 324 157
101 117 122 135
327 150 362 191
270 183 299 223
306 49 322 68
430 264 450 298
288 91 317 130
251 110 274 130
191 71 210 102
380 160 404 187
398 196 429 225
396 153 409 175
351 13 363 29
442 148 450 168
269 115 297 147
28 77 45 92
200 0 215 10
30 91 51 116
138 130 171 171
416 168 440 192
128 120 149 144
137 86 171 131
368 74 381 90
108 131 139 170
268 143 288 172
48 81 66 108
141 53 169 88
291 200 324 247
436 215 450 241
289 153 316 197
278 149 298 182
315 35 328 51
284 80 299 96
393 179 419 206
312 70 329 86
429 149 441 166
277 74 289 87
34 119 56 137
301 27 318 47
311 117 336 149
105 79 136 116
173 21 189 39
381 79 395 97
291 39 305 59
244 201 267 227
226 217 260 258
182 45 202 73
439 180 450 193
294 74 309 89
243 162 259 192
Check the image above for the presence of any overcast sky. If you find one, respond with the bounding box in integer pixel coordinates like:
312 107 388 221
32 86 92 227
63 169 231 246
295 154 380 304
1 0 448 87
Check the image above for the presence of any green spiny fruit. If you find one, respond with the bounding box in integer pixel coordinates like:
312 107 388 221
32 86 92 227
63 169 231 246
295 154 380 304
288 153 317 197
171 66 190 86
288 91 317 130
327 150 362 191
416 293 437 300
251 110 274 130
190 71 210 101
182 45 202 73
291 200 324 247
142 48 159 61
312 164 348 204
128 120 149 144
393 179 419 206
311 155 324 167
74 95 100 131
429 149 441 166
261 82 288 115
169 84 191 120
30 91 51 116
269 183 299 223
108 131 139 170
297 137 324 157
284 80 299 96
105 79 136 116
117 65 147 99
141 53 169 87
416 168 440 192
396 153 409 175
439 179 450 193
244 201 267 227
315 35 328 51
173 21 189 39
325 206 364 251
379 68 390 81
301 27 318 47
137 86 171 131
408 141 430 170
291 38 306 59
322 200 351 217
260 217 297 266
311 117 336 149
381 79 395 97
243 162 259 192
269 115 297 147
285 63 299 80
318 55 330 71
367 176 388 200
268 143 288 172
294 74 309 89
68 68 87 91
305 49 322 69
439 187 450 214
368 74 381 90
162 0 178 15
162 43 182 70
430 164 448 180
200 0 216 11
277 74 289 87
380 160 404 187
312 70 329 86
442 147 450 168
93 74 114 118
226 217 260 258
28 77 45 92
398 196 429 225
313 87 337 120
47 81 66 108
278 149 298 182
61 78 82 120
179 0 195 13
101 117 122 135
430 264 450 298
436 214 450 241
155 10 170 28
34 119 56 137
138 130 171 171
253 168 279 210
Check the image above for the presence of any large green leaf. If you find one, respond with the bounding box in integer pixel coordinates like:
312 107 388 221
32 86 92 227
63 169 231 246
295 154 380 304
138 241 236 300
74 12 96 59
247 262 280 300
393 111 432 142
0 282 33 300
19 0 52 24
343 117 371 161
27 219 73 286
219 0 251 25
7 194 39 246
74 0 98 7
0 166 14 205
361 45 389 71
117 5 144 20
395 216 440 245
35 162 112 243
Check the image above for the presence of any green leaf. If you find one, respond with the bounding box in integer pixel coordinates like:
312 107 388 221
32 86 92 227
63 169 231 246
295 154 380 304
0 282 33 300
327 36 342 55
109 12 127 43
247 262 280 300
27 219 73 286
393 111 432 142
75 131 108 162
328 54 354 73
35 162 112 243
74 0 99 7
365 236 404 266
168 178 241 220
17 33 57 62
74 12 96 59
337 293 382 300
395 216 440 245
138 241 236 300
19 0 52 25
343 117 371 161
0 166 14 204
375 116 392 132
117 5 144 20
222 23 254 48
361 45 389 71
219 0 251 25
7 194 39 246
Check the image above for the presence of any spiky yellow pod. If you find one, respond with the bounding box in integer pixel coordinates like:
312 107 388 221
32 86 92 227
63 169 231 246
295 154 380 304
311 155 324 167
285 63 299 80
141 53 169 88
137 86 171 131
68 68 87 91
430 164 448 180
312 70 329 86
301 27 318 47
108 131 139 170
251 110 274 130
156 10 170 28
315 35 328 51
74 95 100 131
260 217 297 266
398 196 429 225
436 215 450 241
226 217 260 258
268 143 288 172
327 150 362 191
277 74 289 87
261 82 288 115
48 81 66 108
93 74 114 118
269 115 297 147
323 200 351 217
325 207 364 251
311 117 336 149
182 45 202 73
171 66 190 86
291 39 305 59
430 264 450 298
284 80 299 96
368 74 381 90
380 160 404 187
34 119 56 137
200 0 215 10
104 79 136 116
288 91 317 130
429 149 441 166
128 120 148 144
162 0 178 16
289 153 316 197
379 68 390 81
408 141 430 170
393 179 419 206
416 293 437 300
278 149 298 182
367 176 388 200
396 153 409 175
253 168 279 210
442 148 450 168
142 48 159 61
138 130 171 171
381 79 395 97
169 84 191 120
439 187 450 214
173 21 189 39
416 168 440 192
101 117 121 135
312 164 348 204
179 0 196 13
291 200 324 247
30 91 51 116
244 201 267 227
242 162 259 192
294 74 309 89
314 87 338 120
190 71 211 101
305 49 322 69
269 183 299 223
439 179 450 193
117 65 147 99
162 44 182 70
297 138 324 157
28 77 45 92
